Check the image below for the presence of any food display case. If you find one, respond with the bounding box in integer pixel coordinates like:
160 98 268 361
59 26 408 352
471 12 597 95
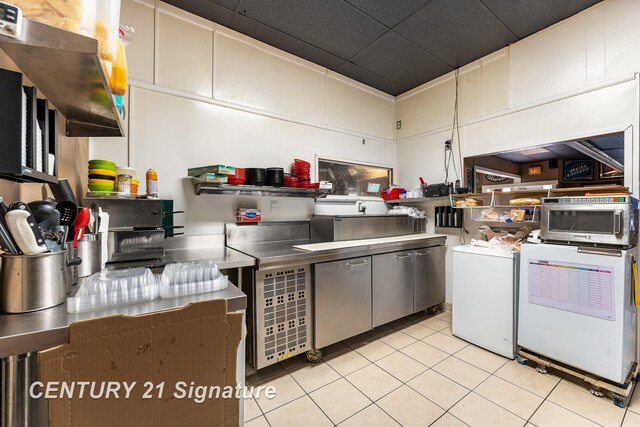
451 189 550 224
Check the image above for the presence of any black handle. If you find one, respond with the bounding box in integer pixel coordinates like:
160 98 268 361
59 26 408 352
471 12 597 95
163 211 185 216
0 196 9 220
165 233 185 238
49 179 78 205
66 257 82 267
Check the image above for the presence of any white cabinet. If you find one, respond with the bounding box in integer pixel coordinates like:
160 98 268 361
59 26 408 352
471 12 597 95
120 0 154 83
157 2 213 97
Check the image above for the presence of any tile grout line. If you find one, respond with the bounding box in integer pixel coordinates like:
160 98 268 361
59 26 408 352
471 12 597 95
428 411 471 427
281 368 339 426
526 375 608 427
492 363 563 399
463 367 530 423
374 358 429 384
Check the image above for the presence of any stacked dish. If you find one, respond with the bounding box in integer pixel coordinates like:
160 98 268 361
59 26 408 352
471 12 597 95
292 159 311 188
284 175 298 187
88 159 116 192
266 168 284 187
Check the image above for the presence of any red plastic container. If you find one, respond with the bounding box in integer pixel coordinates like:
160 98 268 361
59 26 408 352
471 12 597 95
233 168 246 180
381 187 406 200
227 177 245 185
227 167 246 184
284 176 299 187
294 159 311 167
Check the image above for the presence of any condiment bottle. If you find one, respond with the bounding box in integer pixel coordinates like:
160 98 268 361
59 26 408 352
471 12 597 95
146 169 158 198
109 38 128 96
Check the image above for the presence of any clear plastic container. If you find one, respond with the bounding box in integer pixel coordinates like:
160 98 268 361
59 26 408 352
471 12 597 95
12 0 96 36
95 0 121 62
160 260 228 299
67 267 158 313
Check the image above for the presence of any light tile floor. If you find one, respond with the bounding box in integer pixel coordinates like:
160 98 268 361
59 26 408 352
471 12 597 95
245 310 640 427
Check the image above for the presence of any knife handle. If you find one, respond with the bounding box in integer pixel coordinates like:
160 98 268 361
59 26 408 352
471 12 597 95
9 202 46 247
5 210 47 255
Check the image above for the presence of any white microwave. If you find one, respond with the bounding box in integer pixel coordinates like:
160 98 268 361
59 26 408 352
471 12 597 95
541 196 635 247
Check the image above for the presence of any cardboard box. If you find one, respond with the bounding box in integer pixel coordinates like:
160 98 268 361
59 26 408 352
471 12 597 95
38 299 242 426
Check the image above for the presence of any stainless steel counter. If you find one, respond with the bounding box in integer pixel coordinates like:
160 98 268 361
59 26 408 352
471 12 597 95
0 283 246 358
105 246 256 271
229 234 447 270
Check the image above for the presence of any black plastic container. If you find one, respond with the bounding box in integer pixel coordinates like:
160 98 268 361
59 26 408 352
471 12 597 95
246 168 266 186
266 167 284 187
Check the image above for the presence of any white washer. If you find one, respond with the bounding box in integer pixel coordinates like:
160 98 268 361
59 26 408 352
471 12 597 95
452 245 519 358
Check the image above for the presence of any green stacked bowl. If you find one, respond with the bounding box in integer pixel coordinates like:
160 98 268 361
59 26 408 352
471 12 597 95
88 160 116 192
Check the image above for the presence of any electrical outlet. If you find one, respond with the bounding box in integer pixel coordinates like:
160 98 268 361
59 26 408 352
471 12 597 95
396 120 402 130
270 200 278 214
445 140 452 150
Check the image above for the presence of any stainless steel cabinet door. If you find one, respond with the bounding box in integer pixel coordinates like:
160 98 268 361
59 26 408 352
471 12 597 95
314 256 372 349
373 251 414 327
414 245 446 312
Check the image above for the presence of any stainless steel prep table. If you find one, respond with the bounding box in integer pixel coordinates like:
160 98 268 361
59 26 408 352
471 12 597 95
0 246 252 426
226 223 447 369
229 235 447 269
0 283 247 357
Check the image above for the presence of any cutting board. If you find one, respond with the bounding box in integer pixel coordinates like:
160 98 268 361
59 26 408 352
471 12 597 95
293 234 446 252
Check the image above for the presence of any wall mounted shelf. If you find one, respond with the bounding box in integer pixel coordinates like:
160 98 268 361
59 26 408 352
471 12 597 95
0 18 124 137
385 196 450 204
194 183 330 198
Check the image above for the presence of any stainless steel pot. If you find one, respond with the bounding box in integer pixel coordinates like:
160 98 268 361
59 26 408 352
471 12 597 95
0 250 81 313
76 233 102 279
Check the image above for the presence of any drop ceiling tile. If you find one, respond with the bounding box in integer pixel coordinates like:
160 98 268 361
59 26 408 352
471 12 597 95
164 0 235 26
238 0 388 60
350 32 452 90
601 148 624 161
481 0 602 39
336 62 408 96
344 0 431 28
209 0 240 11
394 0 516 68
496 153 531 163
230 14 347 70
585 135 624 150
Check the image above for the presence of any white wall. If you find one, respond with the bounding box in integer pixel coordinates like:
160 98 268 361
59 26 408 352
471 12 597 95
396 0 640 303
90 0 396 235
